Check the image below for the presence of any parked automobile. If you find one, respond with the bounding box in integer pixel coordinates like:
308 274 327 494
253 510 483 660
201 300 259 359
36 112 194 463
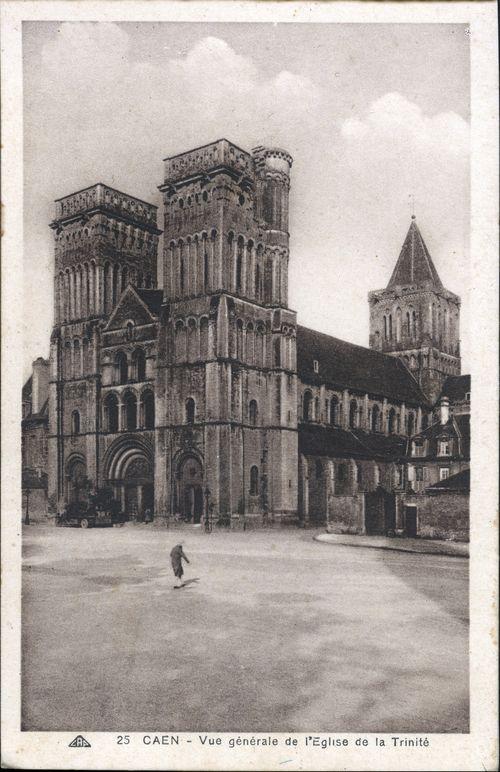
57 489 126 528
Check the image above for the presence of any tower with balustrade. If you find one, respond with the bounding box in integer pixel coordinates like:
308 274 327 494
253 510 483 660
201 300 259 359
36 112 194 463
47 184 161 512
156 139 299 523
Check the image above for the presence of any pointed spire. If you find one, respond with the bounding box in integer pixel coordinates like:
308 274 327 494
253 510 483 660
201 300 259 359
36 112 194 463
387 218 443 290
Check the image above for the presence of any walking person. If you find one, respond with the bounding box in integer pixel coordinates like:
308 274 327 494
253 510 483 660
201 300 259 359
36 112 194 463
170 541 190 588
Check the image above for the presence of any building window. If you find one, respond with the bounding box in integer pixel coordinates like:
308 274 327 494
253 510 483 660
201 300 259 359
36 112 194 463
249 465 259 496
274 338 280 368
115 351 128 384
337 463 347 481
303 391 313 422
104 393 119 432
412 439 424 457
313 359 319 374
356 464 362 485
124 392 137 431
185 398 195 424
134 349 146 382
407 412 415 436
71 410 80 435
396 465 404 486
315 460 322 479
465 392 471 402
439 467 450 481
416 466 424 482
330 396 339 426
387 408 396 434
349 400 358 429
371 404 380 432
143 391 155 429
249 400 258 426
438 440 451 456
374 465 380 486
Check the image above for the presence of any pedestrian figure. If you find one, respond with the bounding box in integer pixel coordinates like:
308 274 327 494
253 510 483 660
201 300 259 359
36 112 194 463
170 542 190 588
144 508 153 524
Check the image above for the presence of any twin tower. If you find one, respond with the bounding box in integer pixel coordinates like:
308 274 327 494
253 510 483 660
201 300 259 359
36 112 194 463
48 140 298 521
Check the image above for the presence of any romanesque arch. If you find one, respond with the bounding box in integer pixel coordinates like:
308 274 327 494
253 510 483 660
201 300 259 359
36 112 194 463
103 435 154 519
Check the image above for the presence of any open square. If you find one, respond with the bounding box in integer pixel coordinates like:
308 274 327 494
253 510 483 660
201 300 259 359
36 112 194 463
22 526 468 733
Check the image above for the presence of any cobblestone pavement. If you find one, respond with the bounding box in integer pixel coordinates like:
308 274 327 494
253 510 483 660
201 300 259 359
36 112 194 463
22 524 469 733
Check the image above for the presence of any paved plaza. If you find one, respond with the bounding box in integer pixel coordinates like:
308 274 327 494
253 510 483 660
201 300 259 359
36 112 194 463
22 525 469 733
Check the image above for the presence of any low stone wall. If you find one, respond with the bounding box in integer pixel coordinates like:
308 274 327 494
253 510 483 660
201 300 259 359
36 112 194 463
326 494 364 535
398 491 469 542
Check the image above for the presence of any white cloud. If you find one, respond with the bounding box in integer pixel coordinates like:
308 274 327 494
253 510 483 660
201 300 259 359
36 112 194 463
341 92 469 157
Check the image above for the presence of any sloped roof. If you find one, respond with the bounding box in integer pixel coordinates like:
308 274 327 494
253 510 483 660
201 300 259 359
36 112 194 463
440 374 471 403
299 423 406 461
406 413 470 459
387 218 443 290
427 467 470 492
135 288 163 316
297 325 429 406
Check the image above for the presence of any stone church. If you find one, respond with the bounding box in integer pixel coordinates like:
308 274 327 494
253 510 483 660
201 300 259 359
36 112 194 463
22 138 470 537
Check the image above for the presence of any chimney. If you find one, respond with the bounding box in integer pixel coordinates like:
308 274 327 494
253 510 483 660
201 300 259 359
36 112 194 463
32 358 49 414
439 396 450 425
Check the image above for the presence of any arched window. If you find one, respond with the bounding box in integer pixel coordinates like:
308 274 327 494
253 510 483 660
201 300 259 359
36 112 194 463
236 237 244 292
388 407 396 434
303 391 313 422
407 412 415 436
406 311 411 336
124 392 137 430
337 463 347 481
249 400 258 426
383 316 388 340
371 404 380 432
104 393 119 433
389 314 393 339
421 414 428 431
315 459 323 479
126 321 134 341
71 410 80 435
200 317 209 360
73 339 81 377
249 466 259 496
236 319 244 360
134 349 146 382
256 324 265 367
396 307 402 341
356 464 362 485
204 251 209 292
255 264 260 299
185 398 195 424
330 396 339 426
349 400 358 429
115 351 128 384
180 256 185 294
143 391 155 429
273 338 280 368
412 310 417 337
314 396 319 422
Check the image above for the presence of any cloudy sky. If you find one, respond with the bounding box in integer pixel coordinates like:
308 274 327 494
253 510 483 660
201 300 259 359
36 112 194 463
23 22 470 377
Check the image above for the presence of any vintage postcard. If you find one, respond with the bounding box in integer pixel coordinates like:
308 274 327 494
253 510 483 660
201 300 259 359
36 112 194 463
1 1 498 770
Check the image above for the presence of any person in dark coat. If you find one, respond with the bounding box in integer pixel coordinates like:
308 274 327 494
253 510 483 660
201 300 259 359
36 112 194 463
170 542 189 588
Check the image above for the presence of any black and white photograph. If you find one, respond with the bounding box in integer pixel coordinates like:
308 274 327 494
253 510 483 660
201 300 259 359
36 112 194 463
1 2 498 770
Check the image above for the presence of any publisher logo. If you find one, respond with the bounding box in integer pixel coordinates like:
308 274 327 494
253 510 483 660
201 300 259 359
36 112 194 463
69 735 91 748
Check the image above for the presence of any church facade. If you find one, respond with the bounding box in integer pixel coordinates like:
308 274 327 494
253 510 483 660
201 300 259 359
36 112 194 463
22 138 470 537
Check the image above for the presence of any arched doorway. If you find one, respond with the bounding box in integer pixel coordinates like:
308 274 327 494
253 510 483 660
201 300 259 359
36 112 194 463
177 456 203 523
104 437 154 521
66 457 87 504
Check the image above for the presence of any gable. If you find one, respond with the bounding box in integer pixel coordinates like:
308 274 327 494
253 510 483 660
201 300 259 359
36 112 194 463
105 286 157 331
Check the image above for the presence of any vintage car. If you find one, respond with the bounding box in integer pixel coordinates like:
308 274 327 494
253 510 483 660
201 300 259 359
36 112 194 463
57 493 126 528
